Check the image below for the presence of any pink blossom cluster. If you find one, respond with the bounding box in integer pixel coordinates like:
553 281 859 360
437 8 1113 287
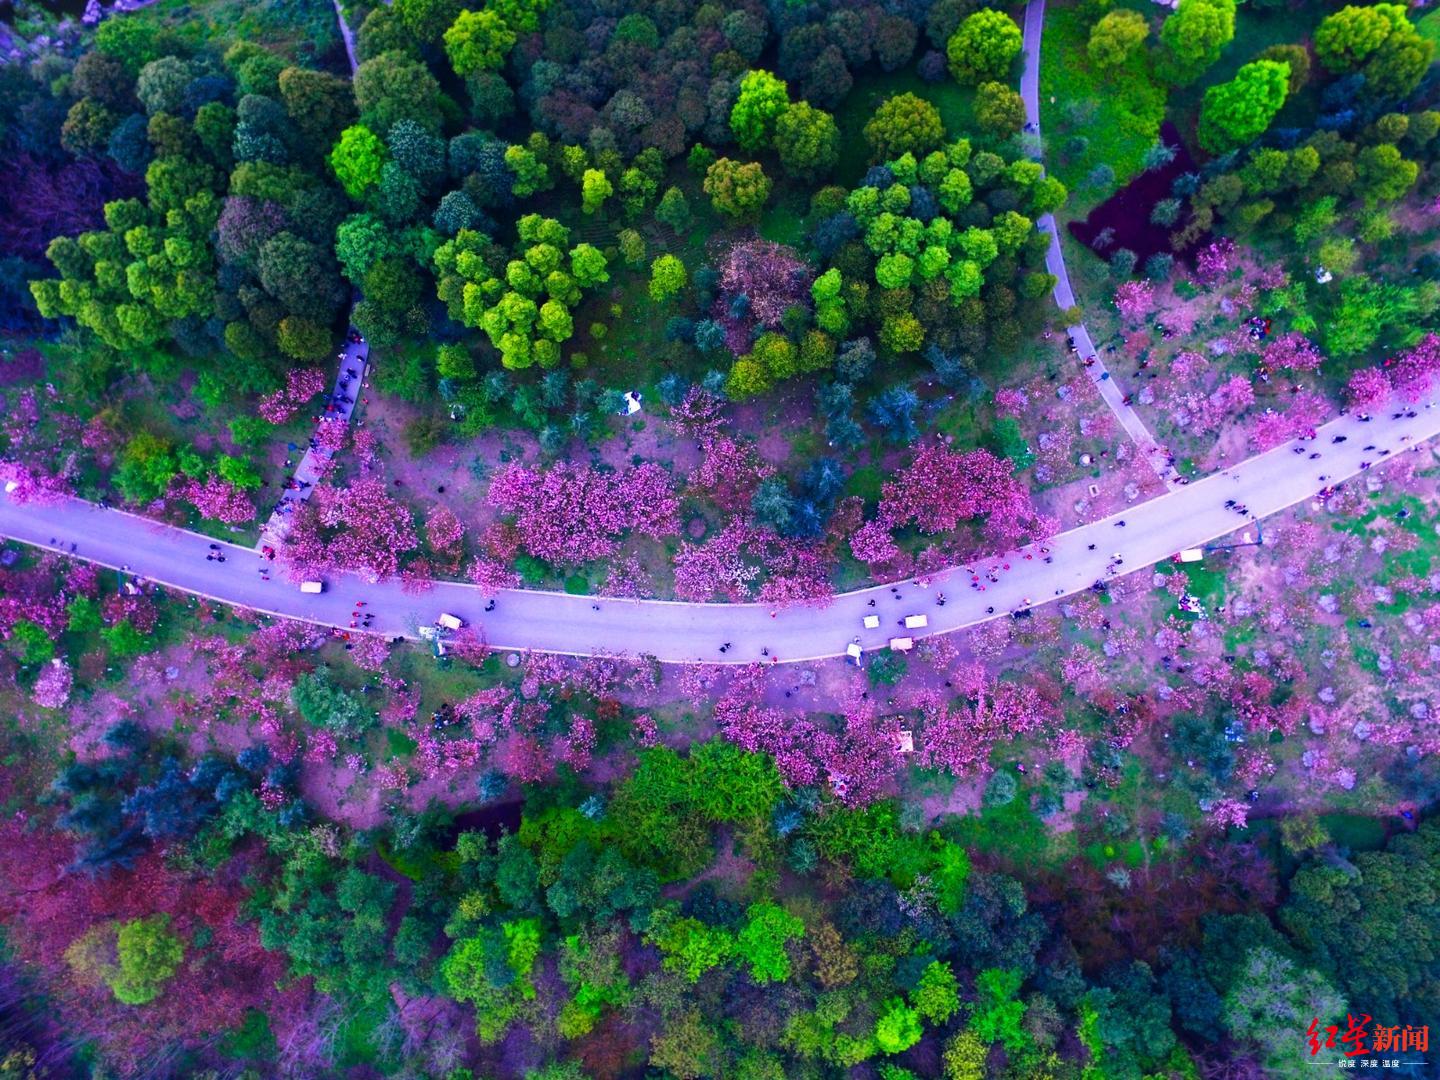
602 555 655 598
1248 391 1329 451
172 473 257 524
716 240 812 354
488 461 680 567
1194 238 1235 285
31 659 72 709
282 477 419 582
425 504 465 559
0 460 71 505
714 667 898 804
258 369 326 424
1113 280 1155 323
993 387 1028 419
666 388 727 440
849 520 903 569
688 435 772 513
1261 333 1323 372
916 663 1056 777
877 443 1044 549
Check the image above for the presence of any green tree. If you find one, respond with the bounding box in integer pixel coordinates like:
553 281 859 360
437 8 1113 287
655 186 692 233
354 50 445 135
276 316 333 360
1315 3 1433 98
330 125 388 198
1222 948 1346 1080
580 168 613 215
393 0 463 43
444 9 516 75
1197 60 1290 153
735 903 805 984
974 81 1026 136
703 158 772 221
1087 9 1149 68
911 960 961 1024
730 70 791 151
946 10 1023 85
1356 142 1418 202
1157 0 1236 84
6 620 53 666
864 92 945 161
436 342 476 380
970 968 1028 1052
109 916 184 1006
875 998 923 1054
774 101 840 179
648 255 687 302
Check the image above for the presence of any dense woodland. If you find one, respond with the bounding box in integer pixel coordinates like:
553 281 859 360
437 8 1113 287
3 0 1440 1075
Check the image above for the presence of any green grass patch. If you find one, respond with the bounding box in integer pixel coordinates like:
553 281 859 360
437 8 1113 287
563 574 590 595
385 728 418 759
945 795 1071 868
1039 3 1166 212
844 464 884 504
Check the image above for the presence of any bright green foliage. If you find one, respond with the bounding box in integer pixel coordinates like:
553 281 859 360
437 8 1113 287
864 92 945 161
876 252 915 289
6 620 54 666
1279 821 1439 1022
330 125 388 198
354 50 446 135
1157 0 1236 84
1356 143 1419 202
874 998 923 1054
436 342 476 380
970 968 1029 1052
703 158 773 220
735 903 805 984
812 268 849 334
276 316 332 360
942 1030 988 1080
730 70 791 151
650 913 736 982
775 101 840 179
1197 60 1290 153
580 168 612 215
974 81 1025 136
655 186 692 232
1315 3 1433 98
911 961 961 1024
946 10 1023 85
444 9 516 76
505 144 553 198
109 916 184 1006
1087 9 1149 68
648 254 688 302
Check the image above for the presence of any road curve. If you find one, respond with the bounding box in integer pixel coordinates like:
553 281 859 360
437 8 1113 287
3 403 1435 664
1020 0 1181 490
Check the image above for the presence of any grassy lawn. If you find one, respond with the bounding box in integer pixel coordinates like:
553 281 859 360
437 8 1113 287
1039 0 1166 214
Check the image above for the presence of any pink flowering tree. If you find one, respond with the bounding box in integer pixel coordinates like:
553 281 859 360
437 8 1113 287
31 658 72 709
487 461 680 567
1389 333 1440 402
0 460 72 504
1194 237 1235 285
993 387 1028 419
1344 367 1392 411
425 504 465 570
1261 332 1323 372
1113 280 1155 324
258 369 327 424
280 477 418 582
688 435 772 513
877 444 1047 550
172 473 256 524
716 239 812 353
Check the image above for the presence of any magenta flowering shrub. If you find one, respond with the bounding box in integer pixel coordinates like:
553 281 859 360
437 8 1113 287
258 369 326 424
1113 280 1154 324
993 387 1028 419
915 663 1056 777
1261 332 1323 372
877 444 1044 549
689 435 772 513
172 473 256 524
31 659 72 709
281 477 419 582
716 239 812 354
1194 238 1235 285
1389 333 1440 402
0 460 72 505
488 461 680 567
1248 391 1328 450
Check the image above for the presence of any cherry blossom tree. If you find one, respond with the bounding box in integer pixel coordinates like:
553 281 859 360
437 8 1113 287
1113 280 1155 324
877 443 1046 549
172 473 257 524
487 461 680 567
281 477 419 582
1261 332 1323 372
258 369 327 424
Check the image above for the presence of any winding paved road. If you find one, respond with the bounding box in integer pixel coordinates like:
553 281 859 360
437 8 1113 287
1020 0 1182 490
4 403 1436 663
